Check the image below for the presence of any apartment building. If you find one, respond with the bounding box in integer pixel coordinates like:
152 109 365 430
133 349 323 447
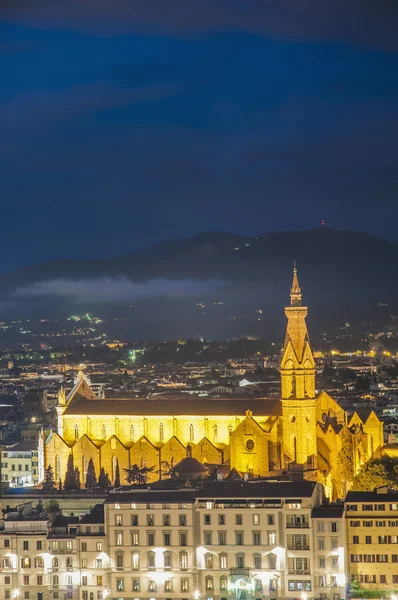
105 490 197 600
104 480 347 600
76 504 108 600
346 488 398 590
311 506 346 600
0 504 48 600
1 441 39 487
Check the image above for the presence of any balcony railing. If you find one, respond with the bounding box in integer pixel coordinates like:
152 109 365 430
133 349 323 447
287 545 310 551
286 522 309 528
229 567 250 577
288 569 311 575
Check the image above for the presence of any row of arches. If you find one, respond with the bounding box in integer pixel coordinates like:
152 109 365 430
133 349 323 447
50 432 224 485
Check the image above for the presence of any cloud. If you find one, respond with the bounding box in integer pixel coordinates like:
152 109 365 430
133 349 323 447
0 81 180 130
2 0 398 50
13 276 227 302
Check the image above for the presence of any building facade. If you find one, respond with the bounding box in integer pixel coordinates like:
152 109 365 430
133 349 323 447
1 441 39 487
0 481 351 600
346 488 398 591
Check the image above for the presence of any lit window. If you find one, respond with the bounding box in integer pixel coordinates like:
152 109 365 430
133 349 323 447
116 578 124 592
132 553 139 569
180 552 188 569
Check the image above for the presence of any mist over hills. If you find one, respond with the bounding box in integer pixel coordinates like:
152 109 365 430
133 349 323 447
1 228 397 340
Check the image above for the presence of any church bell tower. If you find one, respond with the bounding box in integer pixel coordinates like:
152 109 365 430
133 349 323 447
281 265 317 470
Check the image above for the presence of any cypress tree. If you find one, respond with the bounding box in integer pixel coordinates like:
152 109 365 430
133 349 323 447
42 465 56 491
85 458 97 489
64 455 77 490
98 467 111 488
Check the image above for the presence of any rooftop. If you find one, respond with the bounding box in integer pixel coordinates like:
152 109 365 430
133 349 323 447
105 480 317 503
64 394 280 417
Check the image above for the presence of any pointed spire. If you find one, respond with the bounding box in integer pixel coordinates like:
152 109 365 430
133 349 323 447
290 262 302 306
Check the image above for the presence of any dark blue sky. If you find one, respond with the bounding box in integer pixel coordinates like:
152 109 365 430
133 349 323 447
1 1 398 272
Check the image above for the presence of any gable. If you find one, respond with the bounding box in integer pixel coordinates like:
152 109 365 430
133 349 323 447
280 341 299 369
316 391 346 425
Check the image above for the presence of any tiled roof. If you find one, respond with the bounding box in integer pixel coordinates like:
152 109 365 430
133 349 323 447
104 480 317 503
64 395 280 417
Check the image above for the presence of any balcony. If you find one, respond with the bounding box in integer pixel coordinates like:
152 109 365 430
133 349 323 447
229 567 251 577
286 522 309 529
288 569 311 575
287 545 310 551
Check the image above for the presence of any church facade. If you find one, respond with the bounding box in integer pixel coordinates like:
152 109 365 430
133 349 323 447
44 268 384 499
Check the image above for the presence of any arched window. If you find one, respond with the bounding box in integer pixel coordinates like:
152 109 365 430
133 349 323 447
82 455 88 480
52 557 58 569
112 455 117 481
213 424 218 442
66 576 72 585
159 423 164 442
55 455 60 480
53 575 59 586
130 424 135 442
205 553 213 569
189 424 194 442
66 557 73 568
74 424 79 440
101 424 106 440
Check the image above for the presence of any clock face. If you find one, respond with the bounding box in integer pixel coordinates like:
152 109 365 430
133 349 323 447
246 439 255 451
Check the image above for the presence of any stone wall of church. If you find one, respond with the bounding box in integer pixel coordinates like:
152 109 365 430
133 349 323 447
229 416 269 477
192 438 223 465
45 433 71 483
62 414 248 448
72 435 101 483
100 436 130 484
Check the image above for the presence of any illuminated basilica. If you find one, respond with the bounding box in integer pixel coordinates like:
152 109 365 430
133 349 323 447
44 268 384 499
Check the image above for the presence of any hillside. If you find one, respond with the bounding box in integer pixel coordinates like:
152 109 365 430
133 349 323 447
0 228 396 340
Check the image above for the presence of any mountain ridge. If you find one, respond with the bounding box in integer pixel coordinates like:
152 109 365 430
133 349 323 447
2 227 397 286
1 228 397 310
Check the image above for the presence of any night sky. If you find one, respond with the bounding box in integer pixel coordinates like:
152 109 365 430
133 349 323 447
1 1 398 273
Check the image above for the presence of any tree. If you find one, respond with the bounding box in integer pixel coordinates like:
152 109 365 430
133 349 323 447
42 465 56 491
85 458 97 489
124 463 154 485
351 458 396 492
75 467 81 490
64 455 78 491
46 499 60 514
335 428 354 498
98 467 111 488
114 459 121 488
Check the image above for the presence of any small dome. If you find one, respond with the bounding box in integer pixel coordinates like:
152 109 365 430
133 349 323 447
174 457 209 476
